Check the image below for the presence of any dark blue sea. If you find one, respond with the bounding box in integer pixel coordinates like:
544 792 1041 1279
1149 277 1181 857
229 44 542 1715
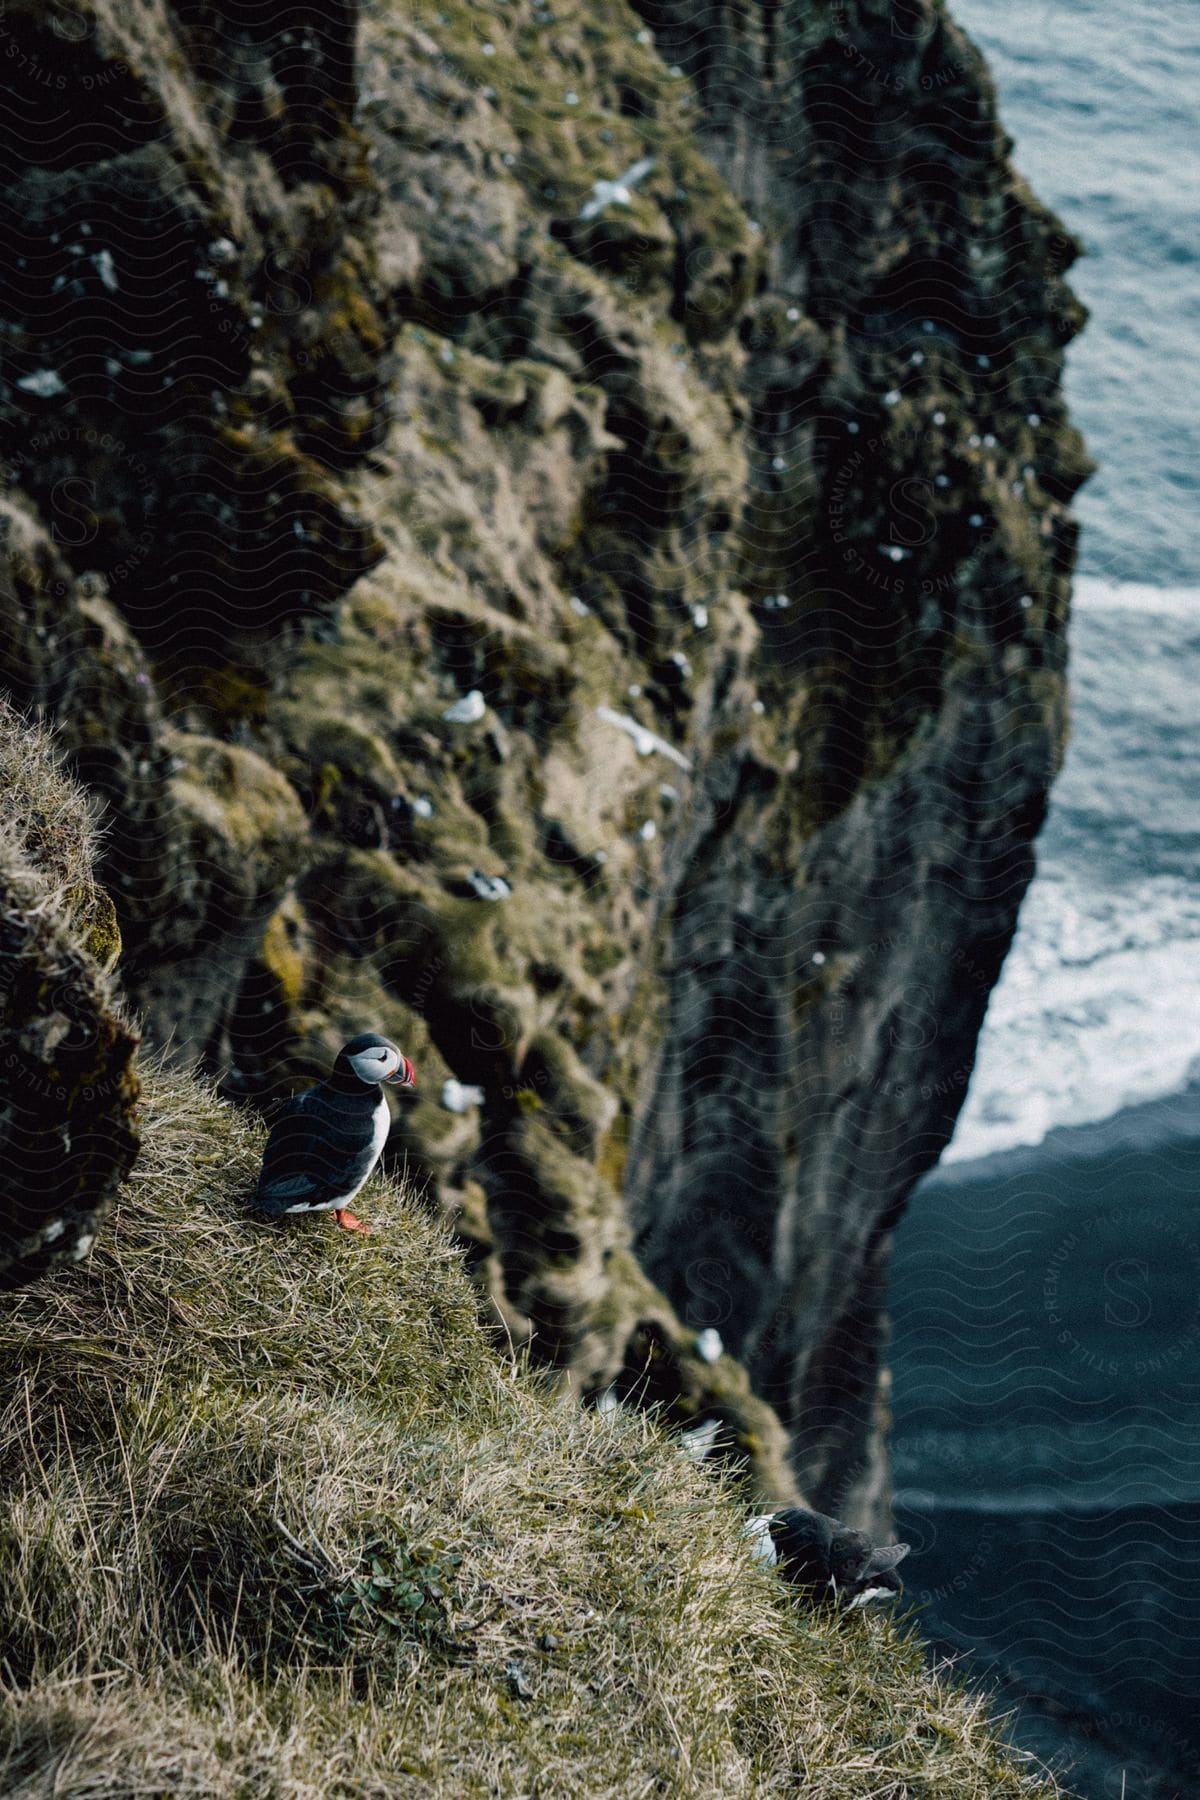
888 4 1200 1795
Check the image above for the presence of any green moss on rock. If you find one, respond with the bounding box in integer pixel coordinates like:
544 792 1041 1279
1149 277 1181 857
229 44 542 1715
259 894 308 1010
167 733 309 919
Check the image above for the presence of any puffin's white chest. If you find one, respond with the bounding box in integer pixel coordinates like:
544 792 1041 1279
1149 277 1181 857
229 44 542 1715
339 1094 390 1205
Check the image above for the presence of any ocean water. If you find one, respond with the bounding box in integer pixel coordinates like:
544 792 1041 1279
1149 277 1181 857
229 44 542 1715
948 579 1200 1167
887 4 1200 1795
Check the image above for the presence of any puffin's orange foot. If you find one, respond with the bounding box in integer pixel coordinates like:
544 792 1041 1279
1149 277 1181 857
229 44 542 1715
333 1209 372 1234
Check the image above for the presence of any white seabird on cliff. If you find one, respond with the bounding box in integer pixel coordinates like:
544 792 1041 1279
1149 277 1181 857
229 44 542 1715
596 705 692 771
442 690 486 725
579 157 655 221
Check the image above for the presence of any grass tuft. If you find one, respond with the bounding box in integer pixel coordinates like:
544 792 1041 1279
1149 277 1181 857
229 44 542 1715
0 704 99 916
0 1071 1061 1797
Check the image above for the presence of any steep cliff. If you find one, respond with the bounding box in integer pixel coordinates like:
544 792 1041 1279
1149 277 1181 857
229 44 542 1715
0 0 1086 1516
619 0 1091 1519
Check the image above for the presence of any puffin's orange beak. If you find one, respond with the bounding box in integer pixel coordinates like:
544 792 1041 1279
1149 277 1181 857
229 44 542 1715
385 1055 416 1090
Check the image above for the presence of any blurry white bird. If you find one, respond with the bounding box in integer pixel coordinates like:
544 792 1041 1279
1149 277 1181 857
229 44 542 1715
468 870 511 902
442 689 486 724
18 369 66 397
596 705 692 771
579 156 655 221
681 1418 723 1461
441 1077 485 1114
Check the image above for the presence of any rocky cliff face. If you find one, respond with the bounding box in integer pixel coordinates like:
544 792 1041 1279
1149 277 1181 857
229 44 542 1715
0 0 1086 1516
619 0 1091 1518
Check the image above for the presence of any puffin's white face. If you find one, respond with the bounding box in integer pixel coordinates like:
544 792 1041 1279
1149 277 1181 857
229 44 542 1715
347 1042 415 1087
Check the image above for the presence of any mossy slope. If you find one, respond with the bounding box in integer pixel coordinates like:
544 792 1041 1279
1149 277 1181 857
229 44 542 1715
0 1071 1058 1799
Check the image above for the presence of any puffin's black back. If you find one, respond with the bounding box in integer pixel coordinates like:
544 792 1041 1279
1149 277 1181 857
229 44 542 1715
770 1506 910 1604
253 1080 383 1216
770 1507 836 1589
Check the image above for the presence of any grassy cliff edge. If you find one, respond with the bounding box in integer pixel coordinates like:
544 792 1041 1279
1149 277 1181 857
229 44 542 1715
0 1069 1056 1799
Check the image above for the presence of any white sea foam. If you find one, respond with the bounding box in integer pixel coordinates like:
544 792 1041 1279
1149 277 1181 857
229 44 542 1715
1073 575 1200 618
947 579 1200 1163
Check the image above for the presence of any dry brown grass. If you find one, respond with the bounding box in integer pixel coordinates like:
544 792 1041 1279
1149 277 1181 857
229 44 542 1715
0 702 97 913
0 1071 1061 1798
0 699 122 975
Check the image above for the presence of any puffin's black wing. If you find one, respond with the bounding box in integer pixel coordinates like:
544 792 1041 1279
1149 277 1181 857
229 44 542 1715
252 1090 337 1217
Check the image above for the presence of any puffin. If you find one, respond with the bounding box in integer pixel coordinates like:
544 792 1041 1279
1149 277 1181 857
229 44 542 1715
251 1033 416 1234
743 1505 911 1609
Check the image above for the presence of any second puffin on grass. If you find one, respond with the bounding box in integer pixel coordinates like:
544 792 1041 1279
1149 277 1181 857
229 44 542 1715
744 1505 911 1610
251 1034 416 1235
